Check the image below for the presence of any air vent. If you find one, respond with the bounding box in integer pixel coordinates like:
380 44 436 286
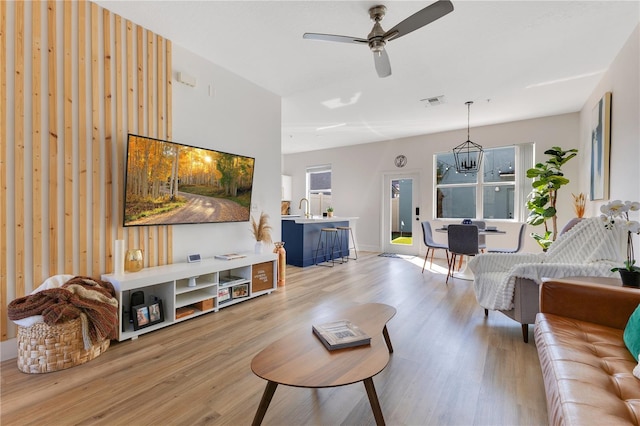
420 95 445 107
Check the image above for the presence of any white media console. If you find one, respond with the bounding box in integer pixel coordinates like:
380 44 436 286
102 252 277 341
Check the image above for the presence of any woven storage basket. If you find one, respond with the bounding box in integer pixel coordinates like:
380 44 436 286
17 317 110 374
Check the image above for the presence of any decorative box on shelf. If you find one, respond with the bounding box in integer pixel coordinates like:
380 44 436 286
194 298 214 311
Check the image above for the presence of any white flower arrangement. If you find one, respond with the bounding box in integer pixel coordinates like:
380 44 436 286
600 200 640 272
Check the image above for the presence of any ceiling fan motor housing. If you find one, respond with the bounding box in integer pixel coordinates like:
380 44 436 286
367 6 387 52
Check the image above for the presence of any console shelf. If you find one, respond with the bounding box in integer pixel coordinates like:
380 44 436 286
102 252 277 341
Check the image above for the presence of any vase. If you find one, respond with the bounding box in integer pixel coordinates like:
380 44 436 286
327 211 334 218
273 242 286 287
619 269 640 288
255 241 264 254
124 249 144 272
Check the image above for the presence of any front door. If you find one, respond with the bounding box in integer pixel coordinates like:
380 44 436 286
382 173 420 255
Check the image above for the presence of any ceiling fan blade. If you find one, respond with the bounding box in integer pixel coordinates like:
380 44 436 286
303 33 368 44
384 0 454 41
374 49 392 78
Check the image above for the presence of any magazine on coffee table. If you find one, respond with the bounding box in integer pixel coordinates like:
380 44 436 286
312 320 371 350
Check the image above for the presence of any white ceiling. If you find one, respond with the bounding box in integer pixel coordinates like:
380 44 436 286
95 1 639 154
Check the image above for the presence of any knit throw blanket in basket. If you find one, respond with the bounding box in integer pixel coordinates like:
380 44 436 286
469 217 625 311
8 276 119 348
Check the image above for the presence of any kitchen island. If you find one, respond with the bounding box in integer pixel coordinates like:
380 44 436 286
282 216 358 267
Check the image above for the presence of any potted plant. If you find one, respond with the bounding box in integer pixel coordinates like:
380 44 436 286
600 200 640 287
525 147 578 250
250 212 272 254
326 206 334 218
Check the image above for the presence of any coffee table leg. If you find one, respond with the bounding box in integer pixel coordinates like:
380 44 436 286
382 325 393 353
252 380 278 426
363 377 385 426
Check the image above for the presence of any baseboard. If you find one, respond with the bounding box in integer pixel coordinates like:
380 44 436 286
1 338 17 361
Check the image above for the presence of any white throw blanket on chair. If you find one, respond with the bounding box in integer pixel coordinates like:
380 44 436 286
469 217 625 311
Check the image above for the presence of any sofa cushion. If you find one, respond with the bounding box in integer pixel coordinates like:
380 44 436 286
535 313 640 425
624 304 640 361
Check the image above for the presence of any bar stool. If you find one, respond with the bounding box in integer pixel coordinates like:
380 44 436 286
336 226 358 262
314 228 340 267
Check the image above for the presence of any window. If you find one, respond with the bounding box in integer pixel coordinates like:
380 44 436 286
306 165 332 216
435 144 532 220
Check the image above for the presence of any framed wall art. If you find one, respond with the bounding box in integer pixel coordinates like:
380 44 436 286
590 92 611 200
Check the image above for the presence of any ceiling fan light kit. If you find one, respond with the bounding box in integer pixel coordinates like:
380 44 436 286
303 0 454 78
453 101 484 174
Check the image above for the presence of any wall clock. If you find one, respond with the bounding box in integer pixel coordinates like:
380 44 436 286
394 155 407 168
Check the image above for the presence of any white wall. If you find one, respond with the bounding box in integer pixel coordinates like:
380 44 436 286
171 46 282 261
283 113 580 254
579 24 640 214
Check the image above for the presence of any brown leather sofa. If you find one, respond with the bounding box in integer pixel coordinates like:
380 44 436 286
535 277 640 425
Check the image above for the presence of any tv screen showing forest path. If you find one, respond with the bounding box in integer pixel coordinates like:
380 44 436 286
124 134 255 226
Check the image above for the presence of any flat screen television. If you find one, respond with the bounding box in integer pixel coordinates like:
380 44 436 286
123 134 255 226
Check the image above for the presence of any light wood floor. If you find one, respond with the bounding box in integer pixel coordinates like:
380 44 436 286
1 253 548 425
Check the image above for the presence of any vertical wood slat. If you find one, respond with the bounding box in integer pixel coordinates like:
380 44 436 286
14 1 25 298
91 2 100 276
146 30 155 267
103 9 113 274
32 1 43 288
136 25 145 262
166 40 173 265
2 2 173 341
47 0 58 277
63 1 73 273
115 15 123 242
156 35 165 265
0 0 8 339
126 20 134 253
78 0 87 276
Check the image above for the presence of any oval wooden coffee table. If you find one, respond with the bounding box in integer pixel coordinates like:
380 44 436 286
251 303 396 425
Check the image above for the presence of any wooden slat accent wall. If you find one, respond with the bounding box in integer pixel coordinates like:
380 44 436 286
0 0 7 340
1 0 173 342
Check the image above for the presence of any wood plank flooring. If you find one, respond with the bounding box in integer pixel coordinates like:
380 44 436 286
0 253 548 425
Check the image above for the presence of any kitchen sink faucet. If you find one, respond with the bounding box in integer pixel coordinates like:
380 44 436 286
299 198 311 218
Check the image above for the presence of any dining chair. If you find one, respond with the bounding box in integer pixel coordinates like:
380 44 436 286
466 220 487 251
488 223 527 253
421 221 449 273
446 224 479 284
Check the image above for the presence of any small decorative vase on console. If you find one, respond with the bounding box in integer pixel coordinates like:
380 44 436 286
124 249 144 272
255 241 264 254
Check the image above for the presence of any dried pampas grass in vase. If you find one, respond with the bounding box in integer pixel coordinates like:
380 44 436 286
251 212 272 254
572 193 586 218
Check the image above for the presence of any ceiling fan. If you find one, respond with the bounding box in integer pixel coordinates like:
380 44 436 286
303 0 454 78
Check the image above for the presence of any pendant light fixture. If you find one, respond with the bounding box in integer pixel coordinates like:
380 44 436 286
453 101 483 173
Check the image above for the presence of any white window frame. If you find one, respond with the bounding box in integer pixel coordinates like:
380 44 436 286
306 164 332 216
434 143 533 221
